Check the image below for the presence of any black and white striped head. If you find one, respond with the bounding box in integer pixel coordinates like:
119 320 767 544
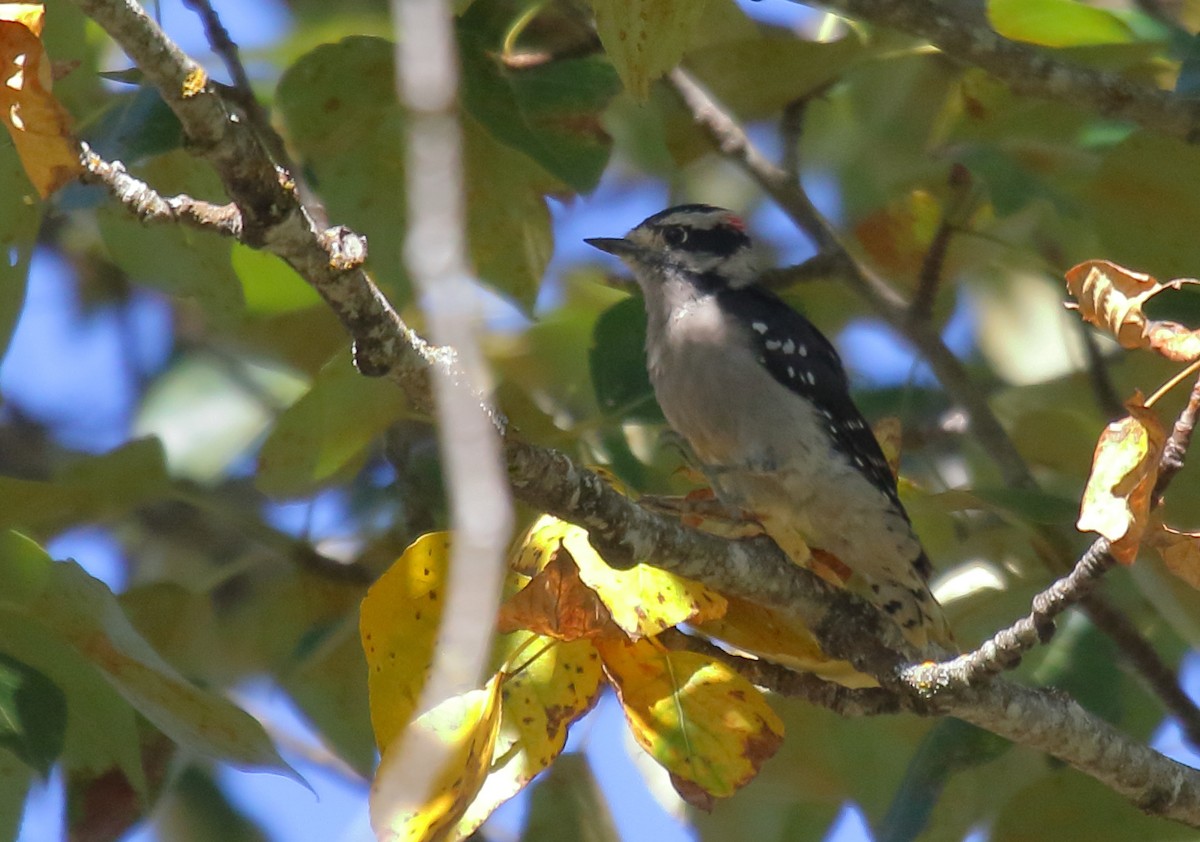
586 204 761 290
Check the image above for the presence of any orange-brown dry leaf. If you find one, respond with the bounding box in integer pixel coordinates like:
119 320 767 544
1148 523 1200 591
511 515 727 638
596 636 783 808
454 634 604 838
0 5 81 197
1076 396 1165 563
369 674 503 842
360 531 450 749
853 189 941 281
692 595 877 688
1066 259 1200 362
497 548 625 641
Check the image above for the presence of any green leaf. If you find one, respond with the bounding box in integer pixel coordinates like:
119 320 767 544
589 0 713 99
463 115 555 308
256 349 407 498
79 86 184 162
878 719 1010 842
98 210 243 329
988 0 1136 47
0 544 300 782
277 37 408 301
0 652 66 777
685 36 866 120
0 138 41 362
1086 132 1200 279
459 8 619 192
589 295 661 423
520 754 619 842
0 748 32 841
0 439 170 533
232 243 322 315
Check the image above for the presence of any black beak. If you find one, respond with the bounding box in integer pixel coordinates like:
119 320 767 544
584 237 637 258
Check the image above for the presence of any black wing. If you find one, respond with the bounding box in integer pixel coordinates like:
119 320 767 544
716 285 904 511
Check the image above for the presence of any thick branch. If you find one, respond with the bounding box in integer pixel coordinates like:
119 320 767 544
804 0 1200 143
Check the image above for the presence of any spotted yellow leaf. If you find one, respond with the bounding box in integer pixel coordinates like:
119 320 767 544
360 532 450 749
370 674 502 842
513 515 726 638
453 633 604 838
597 637 783 807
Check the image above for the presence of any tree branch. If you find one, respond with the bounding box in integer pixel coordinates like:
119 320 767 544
803 0 1200 144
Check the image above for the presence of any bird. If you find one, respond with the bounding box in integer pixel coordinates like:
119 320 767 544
585 203 953 653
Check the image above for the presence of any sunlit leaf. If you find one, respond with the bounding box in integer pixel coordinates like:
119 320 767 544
454 634 604 838
370 674 503 842
1076 395 1165 563
257 349 408 498
231 243 322 315
691 596 876 688
589 0 711 99
0 4 81 196
987 0 1136 47
597 637 783 807
1065 259 1200 362
514 515 726 638
360 532 450 750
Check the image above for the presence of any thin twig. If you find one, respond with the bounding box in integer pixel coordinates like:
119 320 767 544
908 164 970 322
79 143 243 236
180 0 299 188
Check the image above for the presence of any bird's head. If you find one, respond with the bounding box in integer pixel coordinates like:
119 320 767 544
586 204 761 291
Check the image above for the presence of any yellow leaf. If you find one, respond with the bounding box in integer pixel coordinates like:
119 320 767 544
360 532 450 749
370 674 503 842
597 637 783 806
453 634 604 838
692 595 877 688
1066 259 1200 362
0 4 81 197
1076 397 1165 563
513 515 726 638
853 190 941 281
1148 523 1200 591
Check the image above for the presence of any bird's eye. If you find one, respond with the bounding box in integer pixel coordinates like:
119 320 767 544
662 226 688 247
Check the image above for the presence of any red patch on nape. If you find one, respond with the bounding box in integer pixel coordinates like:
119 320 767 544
724 214 747 231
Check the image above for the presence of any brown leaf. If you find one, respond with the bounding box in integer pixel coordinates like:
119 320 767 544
1065 259 1200 362
497 548 624 642
1076 395 1165 563
0 5 81 197
1148 523 1200 590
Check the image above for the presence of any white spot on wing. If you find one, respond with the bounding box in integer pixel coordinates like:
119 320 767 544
752 322 768 334
782 339 795 354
